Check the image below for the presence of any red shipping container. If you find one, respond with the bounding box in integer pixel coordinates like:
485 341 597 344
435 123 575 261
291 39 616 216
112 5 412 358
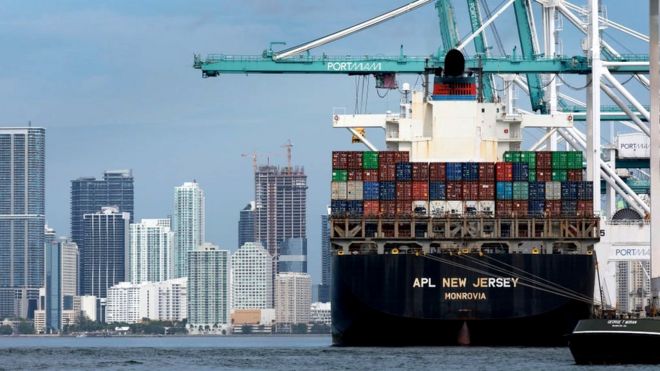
429 163 447 182
495 162 513 181
496 201 513 218
396 200 412 216
379 151 396 164
536 169 552 182
568 170 583 182
380 200 397 217
536 151 552 169
362 169 379 182
394 151 410 163
347 152 363 169
396 181 412 200
478 182 496 200
478 163 496 181
378 164 396 181
412 181 429 200
577 200 593 217
545 200 561 217
512 201 528 217
446 181 463 200
463 181 479 200
332 151 348 169
347 170 363 181
412 163 429 181
364 200 380 217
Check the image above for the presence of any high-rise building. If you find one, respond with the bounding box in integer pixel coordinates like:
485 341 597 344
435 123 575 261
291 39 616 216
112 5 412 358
231 242 273 309
44 239 79 332
128 219 174 283
80 207 130 298
0 127 45 319
238 202 255 248
254 166 307 272
173 181 205 278
275 272 311 325
616 260 651 314
278 238 307 273
318 209 331 302
106 278 187 324
188 243 229 330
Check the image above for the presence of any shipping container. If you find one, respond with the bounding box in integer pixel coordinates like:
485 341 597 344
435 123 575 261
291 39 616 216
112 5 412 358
347 169 363 181
394 151 410 163
412 201 429 216
463 181 480 200
379 181 396 200
396 200 412 216
521 151 537 169
363 151 379 169
462 162 479 181
446 163 463 181
478 201 495 216
478 163 495 181
396 181 412 200
429 162 447 181
332 151 349 169
528 171 537 182
512 201 528 217
332 170 348 182
412 162 430 181
347 200 364 216
528 200 545 216
331 200 347 216
378 151 396 165
552 152 568 169
348 152 363 169
536 151 552 169
412 181 429 200
364 200 380 217
577 181 594 200
495 162 513 181
512 163 529 181
464 201 478 215
545 182 561 200
379 163 396 181
561 200 577 216
478 182 495 200
552 169 568 182
496 201 513 218
577 200 594 217
396 163 413 181
545 200 561 217
429 181 446 200
536 169 552 182
331 181 347 200
446 181 463 200
512 181 529 200
429 201 447 217
528 182 546 200
496 182 513 200
567 170 583 182
347 181 363 200
504 151 521 163
567 151 583 169
362 169 379 182
363 182 380 200
561 182 578 200
380 200 397 217
446 201 464 216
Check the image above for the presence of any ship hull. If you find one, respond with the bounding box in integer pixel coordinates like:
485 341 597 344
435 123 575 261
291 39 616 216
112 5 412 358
331 253 595 346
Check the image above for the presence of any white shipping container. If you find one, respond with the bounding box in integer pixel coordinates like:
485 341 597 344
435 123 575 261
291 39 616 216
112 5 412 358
478 201 496 216
545 181 561 200
412 201 429 216
464 201 478 215
430 201 447 217
347 181 363 200
617 133 650 159
447 201 464 216
331 181 347 200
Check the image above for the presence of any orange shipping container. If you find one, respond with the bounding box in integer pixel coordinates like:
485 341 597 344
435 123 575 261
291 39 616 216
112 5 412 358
364 200 380 217
412 181 429 200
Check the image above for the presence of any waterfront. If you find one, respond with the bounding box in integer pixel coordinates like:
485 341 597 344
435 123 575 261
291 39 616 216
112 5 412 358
0 335 656 370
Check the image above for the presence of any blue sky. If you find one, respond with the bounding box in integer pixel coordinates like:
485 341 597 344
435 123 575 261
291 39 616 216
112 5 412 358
0 1 648 283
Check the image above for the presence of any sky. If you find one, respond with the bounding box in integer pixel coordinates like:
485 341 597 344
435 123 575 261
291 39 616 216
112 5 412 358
0 1 649 284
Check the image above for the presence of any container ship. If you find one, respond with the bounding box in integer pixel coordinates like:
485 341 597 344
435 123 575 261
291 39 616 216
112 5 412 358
329 51 600 346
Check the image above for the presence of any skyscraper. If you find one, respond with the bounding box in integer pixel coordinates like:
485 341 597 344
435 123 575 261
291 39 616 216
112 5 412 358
188 243 230 331
80 207 130 298
128 219 174 283
173 181 205 278
318 209 331 302
278 238 307 273
0 127 45 319
254 166 307 272
232 242 273 309
275 272 311 325
238 201 255 249
44 239 78 332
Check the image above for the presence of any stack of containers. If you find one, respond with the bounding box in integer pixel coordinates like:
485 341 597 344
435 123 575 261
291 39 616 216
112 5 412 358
429 162 446 216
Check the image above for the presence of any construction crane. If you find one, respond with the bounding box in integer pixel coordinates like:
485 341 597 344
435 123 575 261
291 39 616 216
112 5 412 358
241 151 280 173
281 140 293 174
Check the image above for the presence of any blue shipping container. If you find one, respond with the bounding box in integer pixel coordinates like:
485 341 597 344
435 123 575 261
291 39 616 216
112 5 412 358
429 181 446 200
528 200 545 216
446 163 463 181
528 182 546 200
512 163 529 181
577 181 594 200
561 182 579 200
379 181 396 200
561 200 577 216
347 200 364 216
363 182 380 200
462 163 480 181
396 162 413 181
496 182 513 200
331 200 347 216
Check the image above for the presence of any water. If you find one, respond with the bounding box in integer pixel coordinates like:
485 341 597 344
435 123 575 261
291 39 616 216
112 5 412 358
0 336 655 370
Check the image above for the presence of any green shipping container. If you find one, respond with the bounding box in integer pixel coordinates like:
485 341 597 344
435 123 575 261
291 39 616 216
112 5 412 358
512 181 529 200
552 152 569 169
332 170 348 182
362 151 379 169
521 151 536 169
528 171 536 182
552 170 568 182
567 151 583 169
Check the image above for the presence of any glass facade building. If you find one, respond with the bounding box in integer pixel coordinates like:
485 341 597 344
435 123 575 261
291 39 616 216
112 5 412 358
0 127 45 319
238 202 255 249
318 210 331 302
278 237 307 273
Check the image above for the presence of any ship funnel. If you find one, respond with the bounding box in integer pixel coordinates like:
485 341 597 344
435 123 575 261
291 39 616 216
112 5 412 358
443 49 465 77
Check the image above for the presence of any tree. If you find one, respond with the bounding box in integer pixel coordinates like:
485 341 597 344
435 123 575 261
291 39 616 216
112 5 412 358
291 323 308 334
0 325 12 335
17 321 34 335
310 323 331 334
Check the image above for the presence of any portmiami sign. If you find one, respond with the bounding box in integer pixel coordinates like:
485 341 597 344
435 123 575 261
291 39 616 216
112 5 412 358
610 246 650 261
326 62 383 72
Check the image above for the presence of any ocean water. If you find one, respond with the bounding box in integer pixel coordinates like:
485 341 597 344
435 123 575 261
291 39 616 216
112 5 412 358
0 336 655 370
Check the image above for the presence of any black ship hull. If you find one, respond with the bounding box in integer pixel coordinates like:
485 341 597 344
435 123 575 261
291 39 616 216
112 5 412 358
332 253 595 346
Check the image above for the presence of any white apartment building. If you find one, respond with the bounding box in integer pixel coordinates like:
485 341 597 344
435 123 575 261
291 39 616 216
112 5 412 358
188 243 230 331
173 181 205 278
275 272 311 325
129 219 174 283
231 242 273 309
105 278 187 323
310 302 331 325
